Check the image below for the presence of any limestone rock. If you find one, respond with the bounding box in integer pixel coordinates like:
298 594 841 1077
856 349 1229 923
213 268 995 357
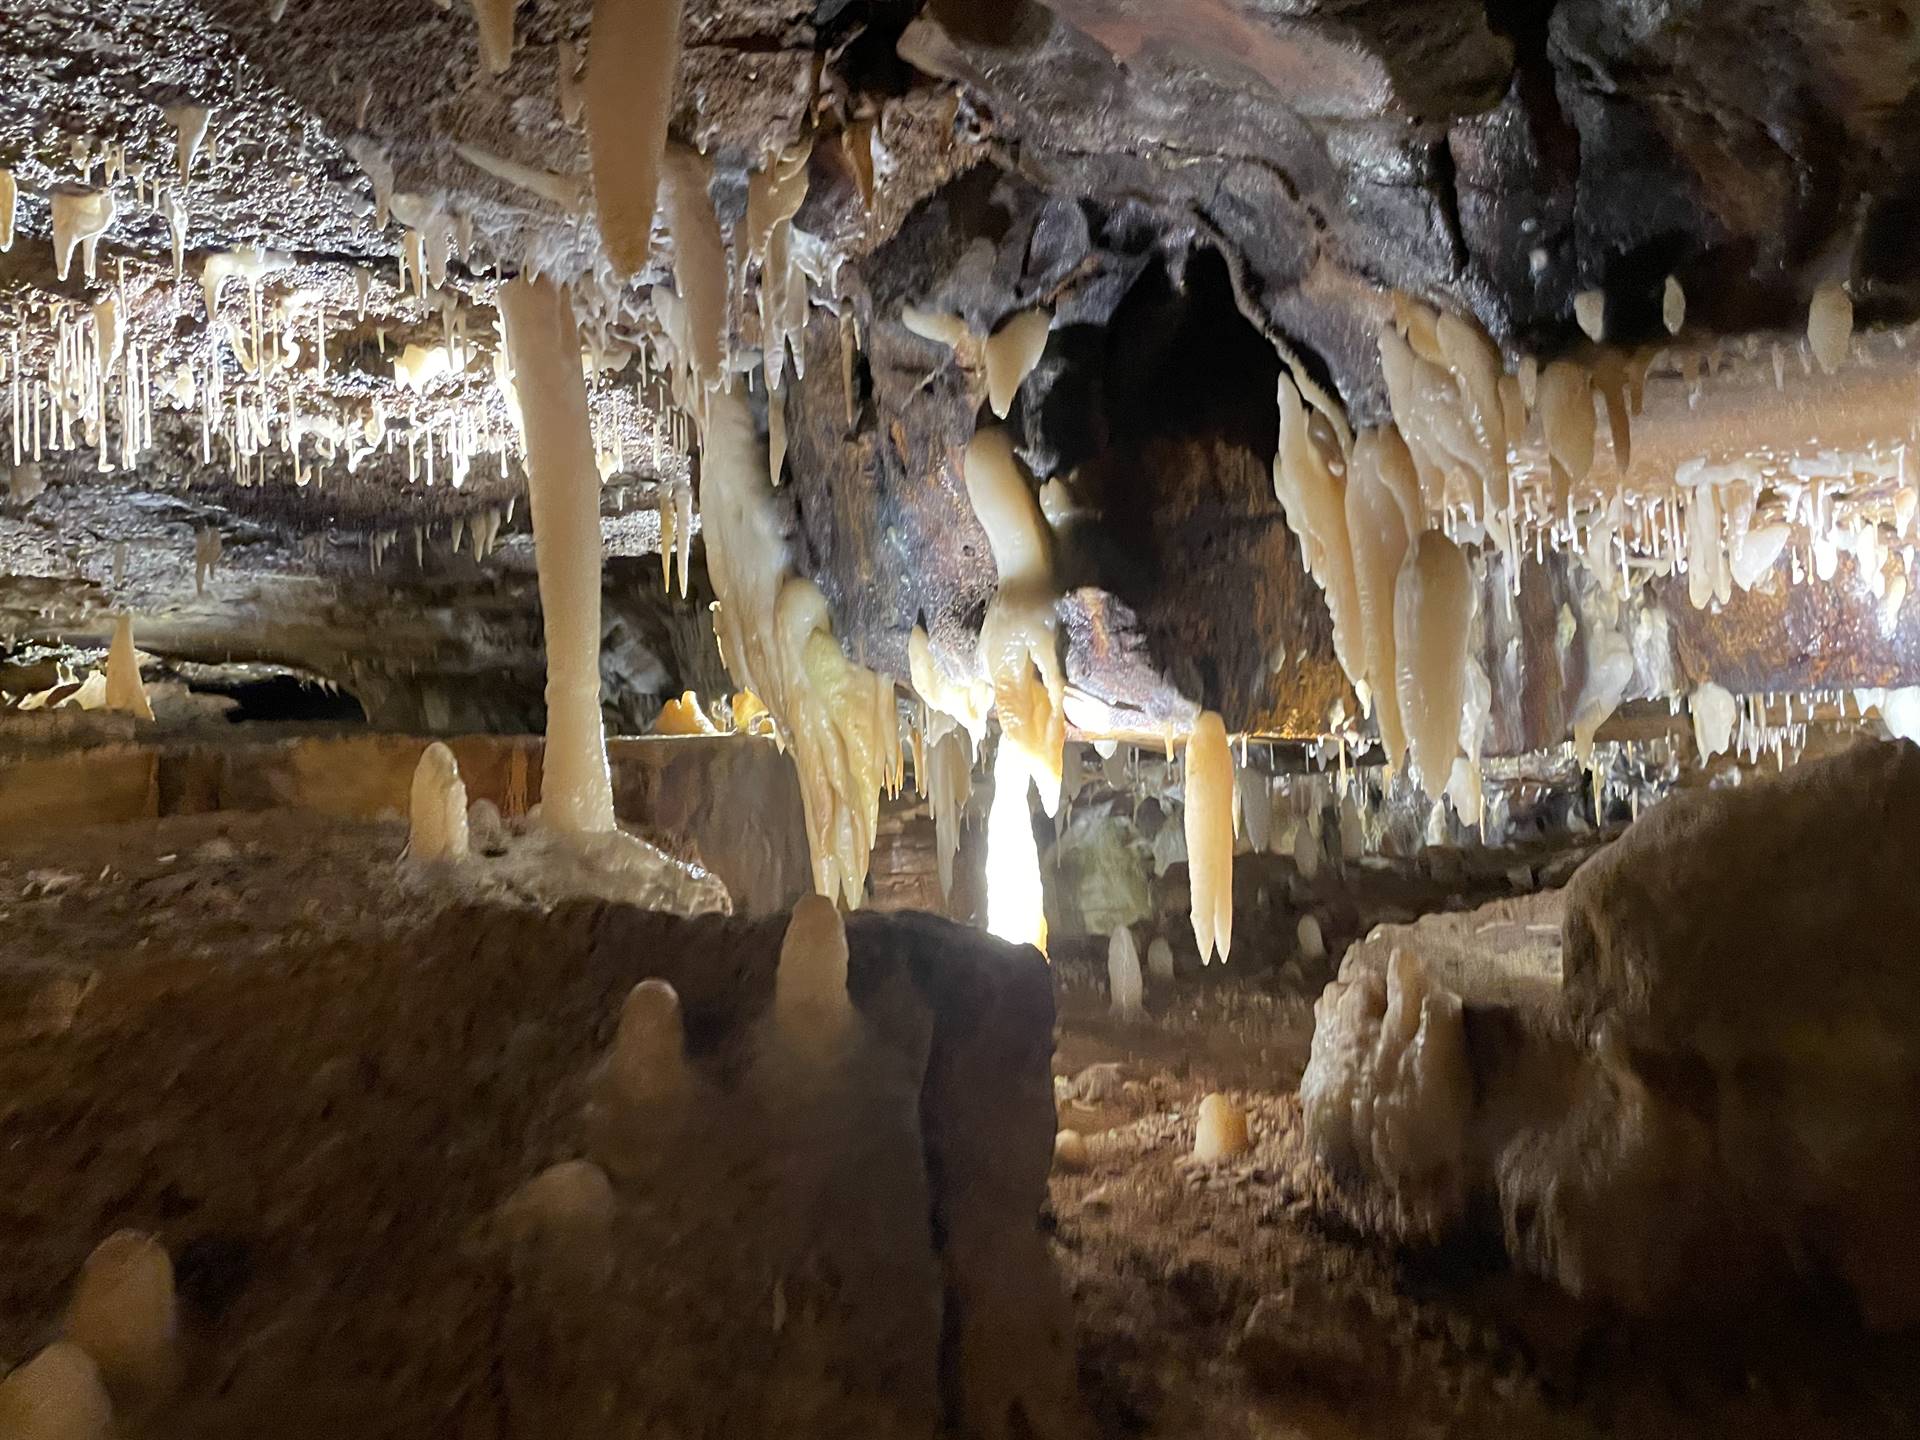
1303 741 1920 1327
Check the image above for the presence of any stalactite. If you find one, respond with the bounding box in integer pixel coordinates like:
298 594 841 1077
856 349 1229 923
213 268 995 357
587 0 684 276
1183 710 1234 964
966 427 1066 813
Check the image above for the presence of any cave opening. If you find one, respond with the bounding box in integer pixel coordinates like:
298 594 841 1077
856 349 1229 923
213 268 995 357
191 672 368 725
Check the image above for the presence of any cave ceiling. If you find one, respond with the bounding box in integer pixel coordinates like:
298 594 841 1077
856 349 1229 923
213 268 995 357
3 0 1920 750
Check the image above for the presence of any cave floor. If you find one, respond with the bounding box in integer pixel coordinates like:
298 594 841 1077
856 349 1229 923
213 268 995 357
1047 978 1920 1440
2 810 1917 1440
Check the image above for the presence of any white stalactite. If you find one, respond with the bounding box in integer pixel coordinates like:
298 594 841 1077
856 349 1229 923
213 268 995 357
1184 710 1234 964
965 427 1066 813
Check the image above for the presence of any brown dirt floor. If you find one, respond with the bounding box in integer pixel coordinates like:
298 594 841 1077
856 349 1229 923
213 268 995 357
1047 972 1920 1440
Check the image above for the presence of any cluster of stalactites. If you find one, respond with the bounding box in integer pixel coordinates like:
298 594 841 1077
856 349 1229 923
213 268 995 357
964 427 1067 816
1270 283 1909 810
1271 358 1485 812
698 386 899 909
1371 289 1913 631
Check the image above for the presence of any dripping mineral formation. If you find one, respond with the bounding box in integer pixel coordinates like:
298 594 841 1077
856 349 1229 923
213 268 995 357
4 2 1920 1435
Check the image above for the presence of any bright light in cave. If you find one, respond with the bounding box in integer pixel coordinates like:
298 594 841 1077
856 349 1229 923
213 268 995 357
985 737 1048 954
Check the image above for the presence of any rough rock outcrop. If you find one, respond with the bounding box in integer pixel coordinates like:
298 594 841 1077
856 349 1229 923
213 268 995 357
0 842 1083 1437
1304 741 1920 1328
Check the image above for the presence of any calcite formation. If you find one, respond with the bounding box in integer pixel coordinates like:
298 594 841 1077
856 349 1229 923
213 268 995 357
60 1230 177 1407
496 276 616 836
1305 741 1920 1328
407 742 470 862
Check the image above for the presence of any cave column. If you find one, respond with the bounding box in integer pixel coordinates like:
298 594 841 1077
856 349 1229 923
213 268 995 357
496 275 616 833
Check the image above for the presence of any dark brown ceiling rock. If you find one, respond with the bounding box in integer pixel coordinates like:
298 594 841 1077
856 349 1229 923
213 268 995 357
897 0 1920 419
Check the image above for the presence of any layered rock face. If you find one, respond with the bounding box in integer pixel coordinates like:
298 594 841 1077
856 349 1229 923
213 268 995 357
1304 740 1920 1328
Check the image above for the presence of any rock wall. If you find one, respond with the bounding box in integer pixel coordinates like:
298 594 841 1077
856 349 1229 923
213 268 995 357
0 732 812 916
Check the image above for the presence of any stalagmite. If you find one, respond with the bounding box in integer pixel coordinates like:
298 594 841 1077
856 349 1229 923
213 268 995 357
1345 426 1419 766
1691 680 1737 763
1808 283 1853 375
60 1231 176 1405
1053 1129 1090 1173
467 0 516 73
587 0 684 276
193 528 222 594
1574 289 1606 342
51 190 116 283
1183 710 1234 965
655 691 718 735
1663 275 1686 335
983 307 1050 418
103 614 153 721
966 427 1066 811
661 146 728 393
408 742 470 860
1392 532 1472 799
1107 927 1144 1019
0 169 15 251
985 736 1047 952
1297 914 1325 963
497 275 616 833
502 1160 616 1239
0 1342 112 1440
606 978 686 1106
1192 1093 1251 1163
467 798 503 848
776 893 853 1045
1300 948 1471 1235
1146 936 1174 984
163 105 209 181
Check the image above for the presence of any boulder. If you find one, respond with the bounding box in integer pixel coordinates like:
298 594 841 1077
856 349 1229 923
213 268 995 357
1303 741 1920 1328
